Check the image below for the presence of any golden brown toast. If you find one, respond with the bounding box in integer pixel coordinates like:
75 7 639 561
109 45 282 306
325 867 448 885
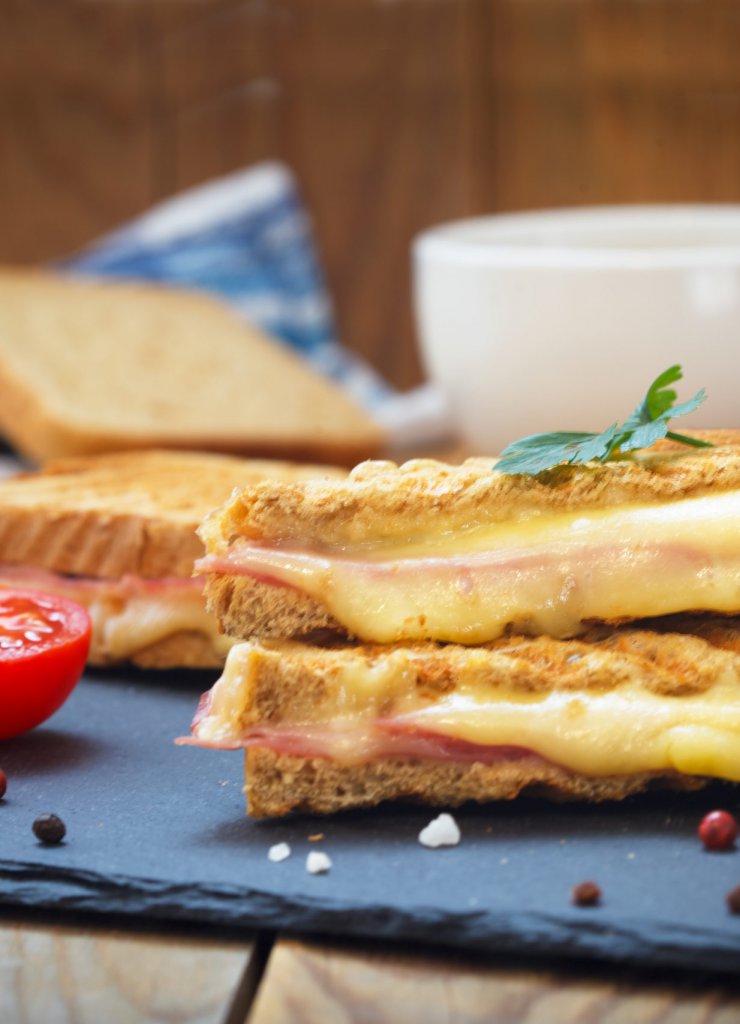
0 449 345 668
0 269 385 466
200 438 740 644
200 435 740 552
188 618 740 816
0 449 345 580
245 749 705 818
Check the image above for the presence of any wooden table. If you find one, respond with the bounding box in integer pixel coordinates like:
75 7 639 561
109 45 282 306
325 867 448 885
3 912 740 1022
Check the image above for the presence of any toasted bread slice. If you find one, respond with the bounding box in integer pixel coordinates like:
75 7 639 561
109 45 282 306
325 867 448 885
201 435 740 552
200 439 740 644
186 618 740 816
244 749 705 818
0 448 345 580
0 449 345 667
0 269 385 465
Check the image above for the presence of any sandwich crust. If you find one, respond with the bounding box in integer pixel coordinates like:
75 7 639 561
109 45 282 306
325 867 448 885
200 433 740 553
245 748 705 818
205 573 340 640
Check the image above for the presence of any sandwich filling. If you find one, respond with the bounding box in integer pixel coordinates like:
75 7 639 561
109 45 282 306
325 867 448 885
197 490 740 642
0 565 232 663
184 635 740 783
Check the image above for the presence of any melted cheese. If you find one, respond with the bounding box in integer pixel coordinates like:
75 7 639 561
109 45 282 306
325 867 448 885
88 589 233 661
195 641 740 781
206 490 740 642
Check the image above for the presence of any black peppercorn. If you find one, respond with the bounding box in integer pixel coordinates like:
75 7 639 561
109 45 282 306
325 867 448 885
571 880 602 907
32 813 66 845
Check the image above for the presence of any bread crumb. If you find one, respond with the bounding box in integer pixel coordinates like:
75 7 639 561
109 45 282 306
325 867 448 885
418 813 461 848
306 851 332 874
267 842 291 863
308 833 325 842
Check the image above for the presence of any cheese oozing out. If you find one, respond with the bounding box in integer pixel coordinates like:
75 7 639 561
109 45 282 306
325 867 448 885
0 565 233 663
187 640 740 784
198 490 740 642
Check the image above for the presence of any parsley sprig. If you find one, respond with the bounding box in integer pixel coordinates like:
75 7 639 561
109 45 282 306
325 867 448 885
495 365 712 477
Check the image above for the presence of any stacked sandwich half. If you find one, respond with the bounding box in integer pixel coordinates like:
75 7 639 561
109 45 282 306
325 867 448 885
186 437 740 817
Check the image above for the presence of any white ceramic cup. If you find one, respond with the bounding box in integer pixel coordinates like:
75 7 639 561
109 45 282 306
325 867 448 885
413 205 740 454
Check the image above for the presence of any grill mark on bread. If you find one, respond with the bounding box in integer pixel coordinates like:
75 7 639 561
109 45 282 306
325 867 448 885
230 622 740 735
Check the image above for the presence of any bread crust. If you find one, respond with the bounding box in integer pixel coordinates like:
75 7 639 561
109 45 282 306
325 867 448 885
200 434 740 552
244 748 707 818
91 629 226 670
204 573 340 640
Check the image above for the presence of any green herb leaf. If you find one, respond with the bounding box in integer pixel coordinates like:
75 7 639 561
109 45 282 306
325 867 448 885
495 365 711 477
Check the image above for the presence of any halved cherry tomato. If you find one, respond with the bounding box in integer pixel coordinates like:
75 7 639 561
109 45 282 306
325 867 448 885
0 589 91 740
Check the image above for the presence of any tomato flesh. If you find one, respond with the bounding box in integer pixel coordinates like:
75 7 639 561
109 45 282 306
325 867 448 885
0 589 91 740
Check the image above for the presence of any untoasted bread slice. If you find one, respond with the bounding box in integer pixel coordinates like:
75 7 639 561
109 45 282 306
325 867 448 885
186 618 740 816
0 269 385 465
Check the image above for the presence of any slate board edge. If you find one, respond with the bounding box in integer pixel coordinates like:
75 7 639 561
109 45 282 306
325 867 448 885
1 859 739 974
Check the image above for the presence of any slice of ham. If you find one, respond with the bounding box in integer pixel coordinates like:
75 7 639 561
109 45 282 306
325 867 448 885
179 713 542 765
0 564 203 600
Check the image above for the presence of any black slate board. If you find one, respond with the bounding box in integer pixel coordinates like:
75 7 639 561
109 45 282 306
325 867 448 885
1 669 740 973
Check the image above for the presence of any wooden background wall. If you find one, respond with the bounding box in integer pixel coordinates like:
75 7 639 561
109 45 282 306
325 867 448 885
2 0 740 390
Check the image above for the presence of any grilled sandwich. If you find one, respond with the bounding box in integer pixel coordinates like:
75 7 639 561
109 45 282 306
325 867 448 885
187 433 740 815
0 449 344 669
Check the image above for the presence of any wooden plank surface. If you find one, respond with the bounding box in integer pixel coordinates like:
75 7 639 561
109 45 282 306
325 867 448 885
2 1 740 386
0 919 257 1024
0 0 157 262
248 938 740 1024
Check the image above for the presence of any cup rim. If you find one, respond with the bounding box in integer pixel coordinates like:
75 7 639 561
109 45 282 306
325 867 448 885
413 204 740 268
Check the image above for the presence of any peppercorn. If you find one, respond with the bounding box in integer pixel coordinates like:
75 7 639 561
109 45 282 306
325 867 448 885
32 813 66 845
0 769 6 799
726 886 740 914
698 810 738 851
571 880 601 907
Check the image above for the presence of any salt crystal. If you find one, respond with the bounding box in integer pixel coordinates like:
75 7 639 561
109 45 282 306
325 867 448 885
418 813 461 848
267 842 291 863
306 851 332 874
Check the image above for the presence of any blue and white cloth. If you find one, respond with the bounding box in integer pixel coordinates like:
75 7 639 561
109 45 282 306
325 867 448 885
61 162 451 446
